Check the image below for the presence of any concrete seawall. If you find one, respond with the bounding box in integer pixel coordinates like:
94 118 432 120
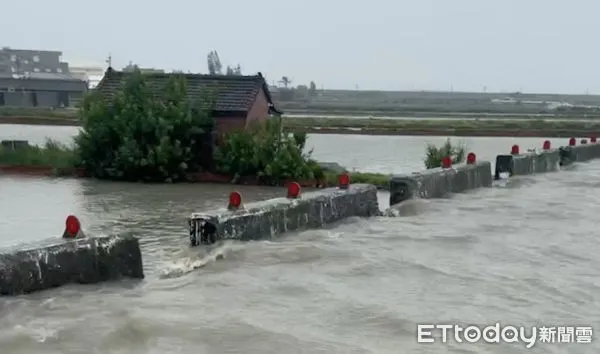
188 139 600 245
494 149 560 179
188 183 380 246
559 142 600 165
8 139 600 295
495 140 600 178
0 223 144 295
387 139 600 208
388 161 492 206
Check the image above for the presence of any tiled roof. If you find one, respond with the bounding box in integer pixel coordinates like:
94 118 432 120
95 67 281 113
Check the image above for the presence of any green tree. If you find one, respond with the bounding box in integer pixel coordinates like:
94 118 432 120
226 64 242 75
76 68 214 182
207 51 223 75
279 76 291 88
122 61 138 72
214 119 318 183
309 81 317 96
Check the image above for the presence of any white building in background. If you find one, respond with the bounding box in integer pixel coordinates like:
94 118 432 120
69 64 106 89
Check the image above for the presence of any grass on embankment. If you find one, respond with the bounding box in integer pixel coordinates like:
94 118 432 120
280 116 600 136
2 106 600 136
0 140 78 174
4 104 600 120
276 101 600 117
323 171 390 190
0 107 80 126
0 106 80 119
282 116 600 130
0 140 393 188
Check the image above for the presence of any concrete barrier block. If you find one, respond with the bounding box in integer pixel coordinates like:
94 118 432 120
494 149 560 179
388 161 492 206
559 146 575 166
560 143 600 164
188 183 380 245
0 234 144 296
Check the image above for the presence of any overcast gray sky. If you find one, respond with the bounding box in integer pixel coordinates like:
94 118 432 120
5 0 598 93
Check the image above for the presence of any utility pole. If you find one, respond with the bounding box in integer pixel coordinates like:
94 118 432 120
105 53 112 68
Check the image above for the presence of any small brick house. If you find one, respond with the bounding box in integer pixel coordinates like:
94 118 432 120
95 67 283 136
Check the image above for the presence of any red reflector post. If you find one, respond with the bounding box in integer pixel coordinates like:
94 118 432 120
228 191 242 210
63 215 81 239
287 182 301 198
441 156 452 168
511 145 519 155
338 172 350 189
569 137 576 146
466 152 476 164
543 140 551 150
591 136 597 143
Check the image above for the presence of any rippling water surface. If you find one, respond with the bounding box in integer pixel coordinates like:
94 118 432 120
0 125 598 354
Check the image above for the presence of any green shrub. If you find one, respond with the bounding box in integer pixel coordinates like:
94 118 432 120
75 69 214 182
323 171 390 189
0 139 77 169
424 138 466 169
214 119 318 183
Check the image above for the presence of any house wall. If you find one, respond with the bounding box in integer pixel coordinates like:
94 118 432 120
209 88 271 142
0 90 83 107
0 77 86 107
1 91 72 107
245 88 270 127
2 91 57 106
214 117 246 134
0 78 87 92
68 91 84 106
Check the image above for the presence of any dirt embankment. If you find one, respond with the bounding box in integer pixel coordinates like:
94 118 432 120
286 127 597 138
0 116 81 126
2 116 597 138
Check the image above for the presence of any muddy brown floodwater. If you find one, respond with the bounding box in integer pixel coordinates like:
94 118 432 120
0 125 598 354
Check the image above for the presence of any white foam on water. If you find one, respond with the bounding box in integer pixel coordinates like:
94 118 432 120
157 240 244 279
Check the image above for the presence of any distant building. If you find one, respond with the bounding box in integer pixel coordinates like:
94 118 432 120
0 47 69 75
69 64 106 89
0 47 88 107
0 72 88 107
122 61 165 74
95 67 282 136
